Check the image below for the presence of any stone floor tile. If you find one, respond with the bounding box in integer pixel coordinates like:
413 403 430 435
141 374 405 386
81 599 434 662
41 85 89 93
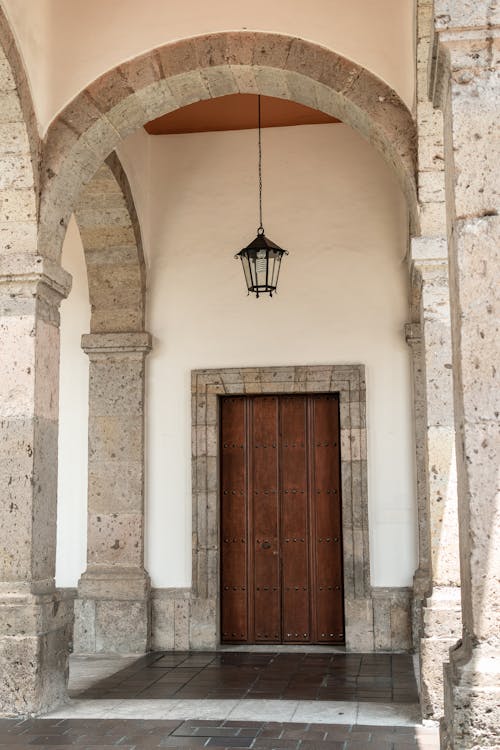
205 739 254 748
346 729 371 741
0 740 48 747
345 742 393 750
291 701 356 724
298 743 345 750
159 739 208 748
281 729 326 740
258 728 284 739
222 722 264 729
322 727 352 741
162 700 238 720
356 702 421 727
228 701 298 722
195 728 244 738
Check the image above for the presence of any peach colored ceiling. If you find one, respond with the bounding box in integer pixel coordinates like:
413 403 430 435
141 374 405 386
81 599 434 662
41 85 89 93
144 94 340 135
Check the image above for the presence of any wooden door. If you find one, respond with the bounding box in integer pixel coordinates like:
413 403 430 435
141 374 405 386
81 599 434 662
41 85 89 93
220 394 344 644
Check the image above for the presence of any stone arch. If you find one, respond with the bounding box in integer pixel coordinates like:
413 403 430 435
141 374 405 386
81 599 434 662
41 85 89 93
40 31 419 263
0 7 39 257
42 31 419 656
74 151 146 333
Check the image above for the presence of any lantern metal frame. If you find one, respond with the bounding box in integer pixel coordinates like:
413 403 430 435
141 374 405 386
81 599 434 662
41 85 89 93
235 95 289 297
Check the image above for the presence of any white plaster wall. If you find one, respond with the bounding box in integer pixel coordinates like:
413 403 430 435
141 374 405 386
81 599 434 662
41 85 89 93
56 215 90 587
1 0 415 132
56 122 417 589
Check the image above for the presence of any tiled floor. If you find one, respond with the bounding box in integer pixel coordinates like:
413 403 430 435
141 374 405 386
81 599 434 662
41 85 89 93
77 652 419 703
69 655 140 696
0 717 440 749
3 651 440 748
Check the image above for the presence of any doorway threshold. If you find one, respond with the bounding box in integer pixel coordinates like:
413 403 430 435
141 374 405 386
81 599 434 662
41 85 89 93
217 644 347 653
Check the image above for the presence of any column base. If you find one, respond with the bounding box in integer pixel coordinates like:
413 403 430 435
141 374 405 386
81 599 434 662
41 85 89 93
441 638 500 749
0 588 73 717
419 586 461 719
75 567 151 654
151 591 218 651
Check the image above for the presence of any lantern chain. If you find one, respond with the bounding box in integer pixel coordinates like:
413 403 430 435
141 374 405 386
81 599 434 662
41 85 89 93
258 95 264 235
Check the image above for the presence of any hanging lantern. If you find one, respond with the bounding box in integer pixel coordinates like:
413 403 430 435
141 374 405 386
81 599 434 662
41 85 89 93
236 228 288 298
235 96 289 297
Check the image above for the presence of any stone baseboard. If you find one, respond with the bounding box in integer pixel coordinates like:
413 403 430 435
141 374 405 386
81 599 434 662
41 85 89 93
0 589 73 717
419 587 461 719
371 587 413 651
70 584 413 654
151 590 217 651
151 587 412 652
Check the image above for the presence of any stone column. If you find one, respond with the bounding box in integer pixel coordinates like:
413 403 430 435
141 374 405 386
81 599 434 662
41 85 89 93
75 331 152 653
429 4 500 747
405 321 432 643
0 254 73 716
410 238 461 720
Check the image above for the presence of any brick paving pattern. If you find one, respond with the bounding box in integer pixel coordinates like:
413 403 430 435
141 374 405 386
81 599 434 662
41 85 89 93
0 718 439 749
78 652 418 703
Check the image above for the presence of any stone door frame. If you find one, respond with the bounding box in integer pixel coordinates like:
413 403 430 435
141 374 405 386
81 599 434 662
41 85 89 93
191 364 372 650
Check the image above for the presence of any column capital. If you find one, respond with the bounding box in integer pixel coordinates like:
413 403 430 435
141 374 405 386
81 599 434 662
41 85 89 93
405 322 422 347
0 254 72 300
429 2 500 107
411 259 450 291
78 566 150 601
81 331 152 356
433 0 500 35
410 236 449 290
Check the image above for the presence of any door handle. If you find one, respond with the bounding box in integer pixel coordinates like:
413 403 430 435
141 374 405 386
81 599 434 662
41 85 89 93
261 541 271 550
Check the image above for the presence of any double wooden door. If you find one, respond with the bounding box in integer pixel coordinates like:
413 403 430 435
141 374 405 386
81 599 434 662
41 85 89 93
220 394 344 644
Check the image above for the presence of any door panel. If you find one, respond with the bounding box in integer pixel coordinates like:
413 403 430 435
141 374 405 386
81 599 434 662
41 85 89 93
280 396 310 642
311 395 344 643
220 397 248 642
251 397 280 642
220 393 344 644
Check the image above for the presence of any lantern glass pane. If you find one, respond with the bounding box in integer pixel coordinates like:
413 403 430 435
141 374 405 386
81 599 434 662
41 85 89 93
269 254 277 288
240 255 252 290
274 254 283 289
249 256 257 290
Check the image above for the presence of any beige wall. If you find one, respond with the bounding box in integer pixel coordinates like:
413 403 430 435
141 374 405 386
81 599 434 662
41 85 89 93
56 122 416 589
2 0 415 133
57 215 90 587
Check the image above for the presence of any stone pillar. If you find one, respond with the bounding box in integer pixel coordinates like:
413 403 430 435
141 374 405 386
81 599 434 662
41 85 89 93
75 332 152 653
409 238 461 720
405 321 432 644
0 254 73 716
429 3 500 747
